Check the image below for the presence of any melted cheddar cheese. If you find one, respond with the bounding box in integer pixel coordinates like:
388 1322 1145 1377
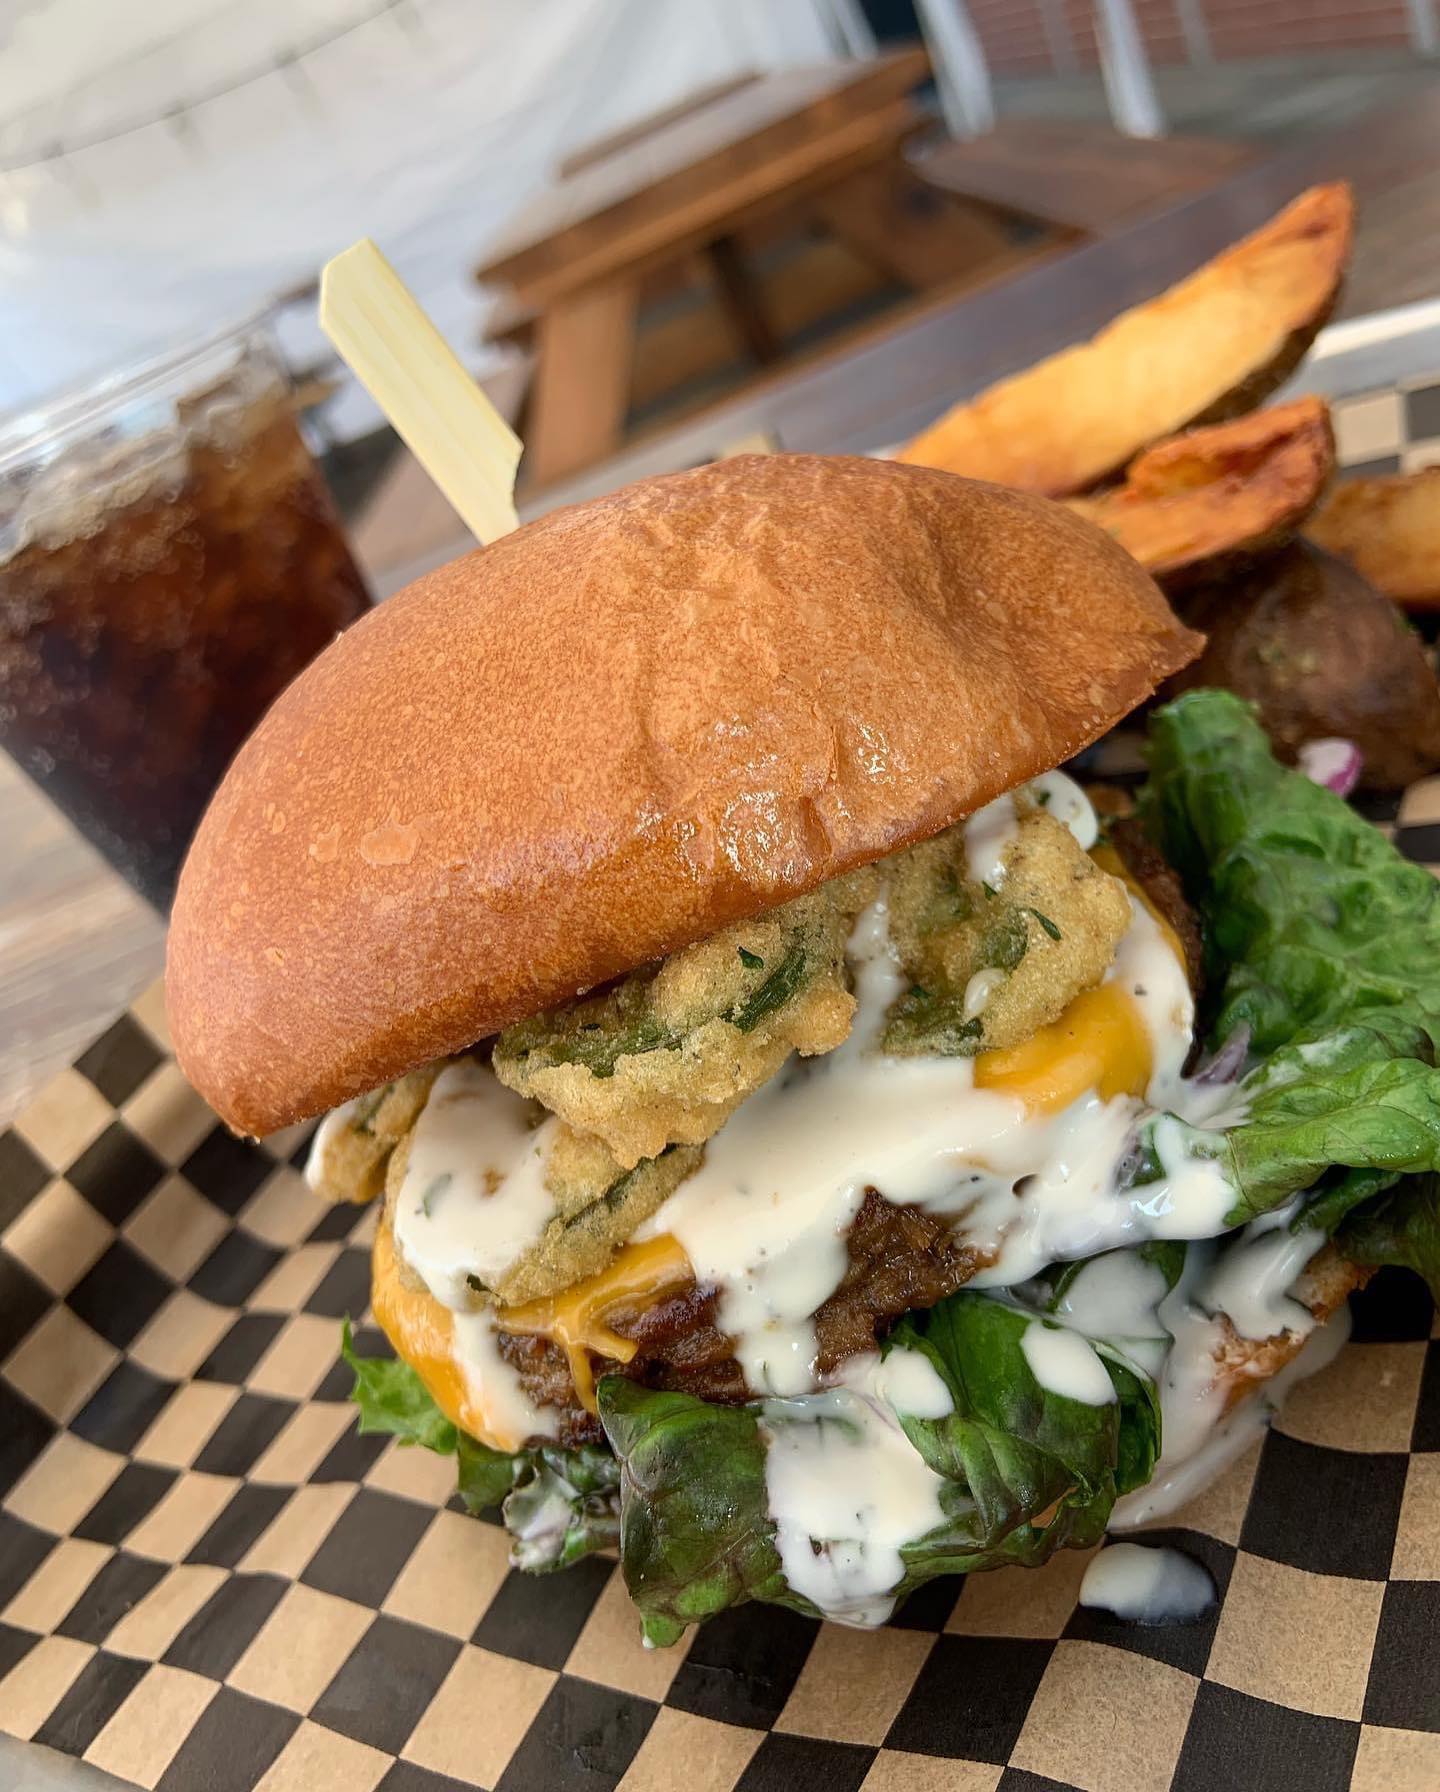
973 845 1189 1115
499 1234 694 1411
373 1208 696 1437
370 1207 530 1449
974 982 1153 1113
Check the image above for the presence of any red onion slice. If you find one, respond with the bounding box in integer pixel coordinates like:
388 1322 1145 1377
1297 737 1362 798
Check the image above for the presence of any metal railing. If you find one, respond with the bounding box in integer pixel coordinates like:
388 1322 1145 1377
907 0 1440 139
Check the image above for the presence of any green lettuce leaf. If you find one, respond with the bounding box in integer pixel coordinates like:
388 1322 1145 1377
476 1443 622 1571
1222 1049 1440 1219
891 1295 1156 1505
1334 1175 1440 1298
1142 691 1440 1055
1138 692 1440 1224
454 1431 526 1508
1135 1034 1440 1226
339 1323 619 1570
599 1381 791 1646
341 1319 458 1453
598 1290 1159 1645
1292 1167 1402 1238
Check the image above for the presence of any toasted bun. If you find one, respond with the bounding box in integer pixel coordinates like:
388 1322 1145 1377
168 454 1200 1134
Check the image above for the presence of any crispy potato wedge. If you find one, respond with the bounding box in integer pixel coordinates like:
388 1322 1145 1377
1067 397 1335 583
897 183 1352 494
1308 467 1440 609
1169 540 1440 789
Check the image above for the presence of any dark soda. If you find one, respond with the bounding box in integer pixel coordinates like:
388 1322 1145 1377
0 328 369 908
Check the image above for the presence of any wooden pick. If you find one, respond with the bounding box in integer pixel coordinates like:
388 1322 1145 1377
320 238 521 543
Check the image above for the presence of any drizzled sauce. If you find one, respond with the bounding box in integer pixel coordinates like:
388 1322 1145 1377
1080 1543 1216 1624
1021 1320 1117 1404
393 1059 558 1308
762 1348 952 1626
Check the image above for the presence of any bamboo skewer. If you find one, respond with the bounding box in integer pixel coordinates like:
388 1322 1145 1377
319 237 521 544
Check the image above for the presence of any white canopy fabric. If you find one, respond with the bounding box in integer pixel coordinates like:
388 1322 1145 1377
0 0 838 434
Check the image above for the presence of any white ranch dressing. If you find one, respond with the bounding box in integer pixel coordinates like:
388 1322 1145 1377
1107 1226 1346 1529
963 966 1006 1021
304 1096 364 1191
1110 897 1199 1104
509 1486 580 1570
1029 769 1100 849
1021 1320 1116 1404
1079 1543 1215 1624
1112 1310 1350 1528
962 792 1020 888
1052 1249 1171 1343
870 1345 956 1419
451 1308 560 1446
761 1347 952 1627
1204 1204 1326 1343
960 768 1096 890
392 1058 559 1309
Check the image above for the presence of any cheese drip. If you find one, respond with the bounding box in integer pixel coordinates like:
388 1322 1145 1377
975 982 1151 1113
498 1235 694 1410
370 1208 557 1452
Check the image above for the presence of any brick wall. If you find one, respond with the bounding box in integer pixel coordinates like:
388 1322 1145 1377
963 0 1414 74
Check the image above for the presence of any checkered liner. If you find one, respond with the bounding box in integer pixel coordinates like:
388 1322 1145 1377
5 388 1440 1792
1329 376 1440 477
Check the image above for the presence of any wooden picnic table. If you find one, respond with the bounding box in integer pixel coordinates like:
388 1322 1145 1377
525 79 1440 512
474 49 950 488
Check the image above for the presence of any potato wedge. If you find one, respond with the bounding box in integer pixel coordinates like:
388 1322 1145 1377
897 183 1352 493
1308 467 1440 609
1067 397 1335 583
1169 540 1440 789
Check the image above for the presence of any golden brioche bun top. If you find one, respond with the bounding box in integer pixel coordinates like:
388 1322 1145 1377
166 454 1200 1134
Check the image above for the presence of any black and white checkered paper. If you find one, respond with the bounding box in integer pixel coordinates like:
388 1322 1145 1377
3 385 1440 1792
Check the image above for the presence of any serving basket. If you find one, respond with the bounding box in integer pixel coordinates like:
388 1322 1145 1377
3 306 1440 1792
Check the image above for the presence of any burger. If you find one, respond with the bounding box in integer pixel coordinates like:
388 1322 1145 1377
168 454 1440 1643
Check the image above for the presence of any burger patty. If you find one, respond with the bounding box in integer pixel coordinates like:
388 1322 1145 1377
498 1190 994 1446
502 1231 1368 1452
